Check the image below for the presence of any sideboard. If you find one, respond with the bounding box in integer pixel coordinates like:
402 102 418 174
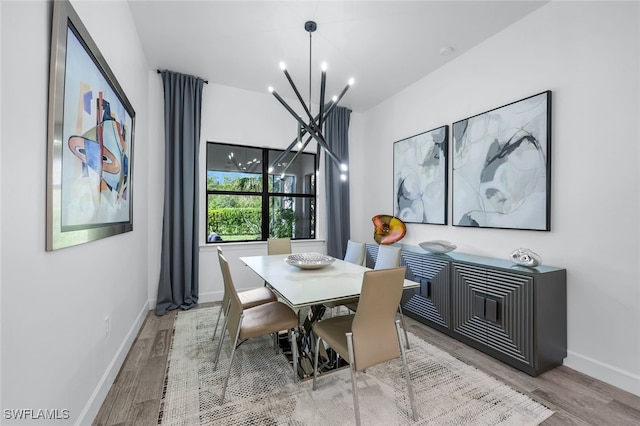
364 243 567 376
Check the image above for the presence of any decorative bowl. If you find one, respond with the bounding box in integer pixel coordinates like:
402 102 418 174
419 240 457 254
285 253 335 270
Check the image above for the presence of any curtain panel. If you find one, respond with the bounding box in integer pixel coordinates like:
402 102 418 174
155 70 205 315
324 106 351 259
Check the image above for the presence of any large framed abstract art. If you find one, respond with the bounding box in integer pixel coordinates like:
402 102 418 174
46 0 135 250
452 91 551 231
393 126 448 225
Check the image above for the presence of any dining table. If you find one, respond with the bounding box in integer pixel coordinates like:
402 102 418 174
239 253 419 309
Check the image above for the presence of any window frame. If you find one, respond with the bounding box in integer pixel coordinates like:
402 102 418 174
205 141 317 243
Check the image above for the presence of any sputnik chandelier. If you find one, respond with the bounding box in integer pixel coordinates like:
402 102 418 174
268 20 353 181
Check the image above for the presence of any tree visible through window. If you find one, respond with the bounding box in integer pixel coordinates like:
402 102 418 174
206 142 316 243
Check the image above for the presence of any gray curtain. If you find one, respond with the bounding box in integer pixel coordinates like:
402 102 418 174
324 106 351 259
155 71 205 315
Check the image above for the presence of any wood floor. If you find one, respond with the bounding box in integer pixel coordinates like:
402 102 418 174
93 302 640 425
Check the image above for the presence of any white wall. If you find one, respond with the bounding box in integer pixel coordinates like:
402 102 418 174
0 1 152 424
351 1 640 396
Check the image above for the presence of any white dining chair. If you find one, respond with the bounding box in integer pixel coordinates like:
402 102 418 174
374 244 402 270
267 237 292 255
343 240 366 266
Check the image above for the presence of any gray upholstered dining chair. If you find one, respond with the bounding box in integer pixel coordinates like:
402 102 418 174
215 250 299 403
346 244 410 348
312 267 417 425
267 237 292 255
324 240 366 315
211 247 277 347
343 240 366 266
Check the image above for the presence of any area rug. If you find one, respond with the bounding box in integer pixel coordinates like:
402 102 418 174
158 306 553 425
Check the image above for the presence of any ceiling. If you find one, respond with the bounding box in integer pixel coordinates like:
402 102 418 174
128 1 548 112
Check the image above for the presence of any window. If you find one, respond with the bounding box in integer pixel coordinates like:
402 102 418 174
206 142 316 243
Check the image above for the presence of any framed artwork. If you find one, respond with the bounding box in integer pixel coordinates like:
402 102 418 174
47 0 135 250
452 91 551 231
393 125 448 225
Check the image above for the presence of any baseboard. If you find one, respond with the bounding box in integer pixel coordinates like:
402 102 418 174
565 350 640 397
75 301 150 426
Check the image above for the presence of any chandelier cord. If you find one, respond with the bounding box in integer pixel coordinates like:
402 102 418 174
308 30 312 116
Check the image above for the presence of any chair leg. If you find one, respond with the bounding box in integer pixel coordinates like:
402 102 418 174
312 335 321 390
220 315 243 404
395 320 417 421
346 332 361 426
212 303 223 342
212 299 230 342
213 302 232 369
397 304 410 349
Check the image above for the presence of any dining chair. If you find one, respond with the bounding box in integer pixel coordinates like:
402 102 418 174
267 237 292 255
211 247 278 346
215 251 300 403
343 240 366 266
312 267 417 425
346 244 410 348
324 240 366 316
374 244 402 269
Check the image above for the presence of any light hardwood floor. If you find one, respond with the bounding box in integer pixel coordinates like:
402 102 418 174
93 302 640 425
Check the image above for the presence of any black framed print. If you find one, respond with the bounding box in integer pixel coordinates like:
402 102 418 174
452 91 551 231
393 125 448 225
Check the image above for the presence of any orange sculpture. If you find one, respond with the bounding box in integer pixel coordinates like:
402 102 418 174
372 215 406 245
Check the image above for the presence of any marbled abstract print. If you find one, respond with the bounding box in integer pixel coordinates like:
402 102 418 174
393 126 448 225
452 91 551 230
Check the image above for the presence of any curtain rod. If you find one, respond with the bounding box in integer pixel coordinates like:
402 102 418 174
157 69 209 84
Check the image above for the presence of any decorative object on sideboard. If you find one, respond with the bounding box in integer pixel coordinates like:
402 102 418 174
419 240 457 254
267 20 353 181
372 215 406 245
509 248 542 267
452 90 551 231
393 126 449 225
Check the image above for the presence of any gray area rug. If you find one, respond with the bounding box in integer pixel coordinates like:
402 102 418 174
158 306 553 425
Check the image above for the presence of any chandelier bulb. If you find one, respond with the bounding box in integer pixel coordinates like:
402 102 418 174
340 173 347 181
348 78 355 86
321 62 328 71
340 163 348 172
332 95 338 102
268 86 274 93
268 166 274 173
279 61 287 70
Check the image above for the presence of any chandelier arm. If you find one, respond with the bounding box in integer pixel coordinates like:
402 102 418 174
278 135 313 177
271 89 341 164
308 130 343 167
267 111 321 172
318 68 327 131
281 69 323 136
271 90 319 136
323 82 351 119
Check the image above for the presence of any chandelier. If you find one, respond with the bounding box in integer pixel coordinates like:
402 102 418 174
268 20 353 181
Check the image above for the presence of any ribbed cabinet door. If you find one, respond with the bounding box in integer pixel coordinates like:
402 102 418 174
364 244 378 269
452 263 534 366
402 252 450 328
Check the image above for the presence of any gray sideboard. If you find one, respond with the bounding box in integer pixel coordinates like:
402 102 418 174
365 243 567 376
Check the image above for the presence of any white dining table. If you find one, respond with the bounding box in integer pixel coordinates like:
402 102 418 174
239 254 419 309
